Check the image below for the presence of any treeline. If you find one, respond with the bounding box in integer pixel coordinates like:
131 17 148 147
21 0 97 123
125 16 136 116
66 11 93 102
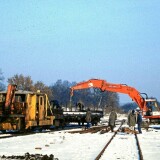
0 73 123 113
0 69 5 91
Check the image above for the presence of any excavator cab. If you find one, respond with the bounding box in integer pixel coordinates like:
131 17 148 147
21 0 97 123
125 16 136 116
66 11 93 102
143 98 160 123
145 99 160 116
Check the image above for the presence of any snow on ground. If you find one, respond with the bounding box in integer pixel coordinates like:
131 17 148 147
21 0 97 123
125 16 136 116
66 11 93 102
100 132 138 160
0 115 160 160
138 129 160 160
0 131 114 160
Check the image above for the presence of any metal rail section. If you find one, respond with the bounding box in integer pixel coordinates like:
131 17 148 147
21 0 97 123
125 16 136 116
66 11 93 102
95 119 144 160
68 125 110 134
95 120 124 160
0 124 82 140
135 133 143 160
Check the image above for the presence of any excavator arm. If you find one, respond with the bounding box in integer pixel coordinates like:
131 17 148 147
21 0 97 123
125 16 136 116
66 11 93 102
71 79 160 120
71 79 146 112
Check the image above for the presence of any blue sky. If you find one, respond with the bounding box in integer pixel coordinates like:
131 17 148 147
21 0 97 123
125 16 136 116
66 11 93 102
0 0 160 103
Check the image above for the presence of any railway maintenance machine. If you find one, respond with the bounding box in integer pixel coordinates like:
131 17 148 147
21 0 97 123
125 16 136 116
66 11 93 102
0 84 55 131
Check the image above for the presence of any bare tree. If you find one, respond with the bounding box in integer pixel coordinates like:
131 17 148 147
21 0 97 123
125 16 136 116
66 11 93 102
0 69 5 91
8 74 34 90
50 80 72 107
33 81 52 99
120 102 138 113
7 74 52 99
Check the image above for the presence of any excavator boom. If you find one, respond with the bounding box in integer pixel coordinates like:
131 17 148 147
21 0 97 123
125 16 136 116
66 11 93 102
71 79 145 110
70 79 160 120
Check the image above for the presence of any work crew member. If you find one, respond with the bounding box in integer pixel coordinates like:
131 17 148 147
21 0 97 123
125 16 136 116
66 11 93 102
137 110 142 134
85 108 91 129
146 108 152 116
128 110 136 130
109 108 117 132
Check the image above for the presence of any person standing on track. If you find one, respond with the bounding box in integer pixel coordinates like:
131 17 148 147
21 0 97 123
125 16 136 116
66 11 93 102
109 108 117 132
128 109 136 131
136 110 142 134
85 108 92 129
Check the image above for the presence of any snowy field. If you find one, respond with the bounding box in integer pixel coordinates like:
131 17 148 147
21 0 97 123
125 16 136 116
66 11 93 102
0 115 160 160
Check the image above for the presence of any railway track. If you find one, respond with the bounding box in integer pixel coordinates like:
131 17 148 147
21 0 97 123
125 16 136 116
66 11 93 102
68 120 124 134
0 131 51 140
94 120 143 160
0 124 82 140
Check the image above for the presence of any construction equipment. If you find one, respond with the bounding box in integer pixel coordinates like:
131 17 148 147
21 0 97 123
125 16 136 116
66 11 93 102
70 79 160 122
0 84 55 131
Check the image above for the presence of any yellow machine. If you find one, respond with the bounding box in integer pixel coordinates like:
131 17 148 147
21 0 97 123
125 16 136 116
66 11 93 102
0 84 55 131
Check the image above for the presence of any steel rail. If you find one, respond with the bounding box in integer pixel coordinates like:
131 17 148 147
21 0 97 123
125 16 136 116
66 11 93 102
135 133 143 160
0 124 82 140
95 120 125 160
95 119 144 160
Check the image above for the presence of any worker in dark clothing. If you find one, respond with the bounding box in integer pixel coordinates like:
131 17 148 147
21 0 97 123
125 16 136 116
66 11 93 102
146 108 152 116
85 108 91 129
128 110 136 131
109 108 117 132
77 102 84 111
137 110 142 134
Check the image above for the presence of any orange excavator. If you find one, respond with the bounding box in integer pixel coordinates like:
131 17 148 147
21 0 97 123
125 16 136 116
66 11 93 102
70 79 160 122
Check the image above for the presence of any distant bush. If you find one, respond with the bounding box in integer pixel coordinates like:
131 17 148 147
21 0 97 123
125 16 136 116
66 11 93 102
120 102 138 113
